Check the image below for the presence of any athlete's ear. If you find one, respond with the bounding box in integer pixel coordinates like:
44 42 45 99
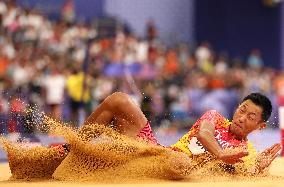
259 122 266 130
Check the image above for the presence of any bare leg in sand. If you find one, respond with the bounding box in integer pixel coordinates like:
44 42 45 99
79 92 148 139
76 92 194 179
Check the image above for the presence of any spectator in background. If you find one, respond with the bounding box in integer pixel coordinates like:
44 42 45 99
247 49 264 69
273 72 284 106
195 41 213 73
11 55 33 88
0 86 8 134
164 49 180 76
146 18 158 43
66 65 91 126
146 19 159 66
215 53 228 75
8 94 26 133
61 0 75 24
92 75 115 104
0 49 9 78
42 62 66 120
140 83 156 126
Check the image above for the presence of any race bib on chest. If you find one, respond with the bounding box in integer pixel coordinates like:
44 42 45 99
188 137 206 154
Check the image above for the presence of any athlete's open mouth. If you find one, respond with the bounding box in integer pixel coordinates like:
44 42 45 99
234 122 243 130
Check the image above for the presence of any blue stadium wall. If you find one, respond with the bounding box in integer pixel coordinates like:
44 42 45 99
195 0 281 68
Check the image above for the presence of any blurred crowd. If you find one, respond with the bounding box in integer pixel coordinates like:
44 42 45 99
0 0 283 135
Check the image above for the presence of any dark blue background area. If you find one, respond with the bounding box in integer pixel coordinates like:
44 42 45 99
195 0 280 68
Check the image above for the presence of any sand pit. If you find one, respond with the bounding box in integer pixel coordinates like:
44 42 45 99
0 115 283 186
0 157 283 187
0 121 194 183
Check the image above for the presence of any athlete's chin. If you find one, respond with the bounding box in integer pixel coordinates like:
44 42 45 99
234 132 245 140
231 126 244 139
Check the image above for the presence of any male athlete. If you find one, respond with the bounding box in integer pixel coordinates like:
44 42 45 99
7 92 280 179
79 92 281 175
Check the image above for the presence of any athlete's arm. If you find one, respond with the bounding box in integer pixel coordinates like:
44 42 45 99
197 120 248 164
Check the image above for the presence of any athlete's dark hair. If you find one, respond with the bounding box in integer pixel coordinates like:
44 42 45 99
242 93 272 122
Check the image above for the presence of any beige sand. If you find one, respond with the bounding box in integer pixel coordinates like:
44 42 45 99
0 116 283 186
0 157 283 187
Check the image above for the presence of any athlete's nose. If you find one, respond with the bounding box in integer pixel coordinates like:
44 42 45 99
238 114 246 123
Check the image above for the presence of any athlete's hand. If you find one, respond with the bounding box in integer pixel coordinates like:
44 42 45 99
217 148 249 164
255 143 281 173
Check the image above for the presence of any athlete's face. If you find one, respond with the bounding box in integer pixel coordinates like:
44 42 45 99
230 100 266 140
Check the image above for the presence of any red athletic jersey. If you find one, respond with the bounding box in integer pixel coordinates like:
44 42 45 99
171 110 247 156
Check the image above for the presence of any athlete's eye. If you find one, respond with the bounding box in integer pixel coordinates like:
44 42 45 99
248 116 254 121
239 108 245 114
248 115 255 121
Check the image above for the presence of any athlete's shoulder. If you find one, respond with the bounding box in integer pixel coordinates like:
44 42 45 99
202 110 221 116
200 110 224 121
